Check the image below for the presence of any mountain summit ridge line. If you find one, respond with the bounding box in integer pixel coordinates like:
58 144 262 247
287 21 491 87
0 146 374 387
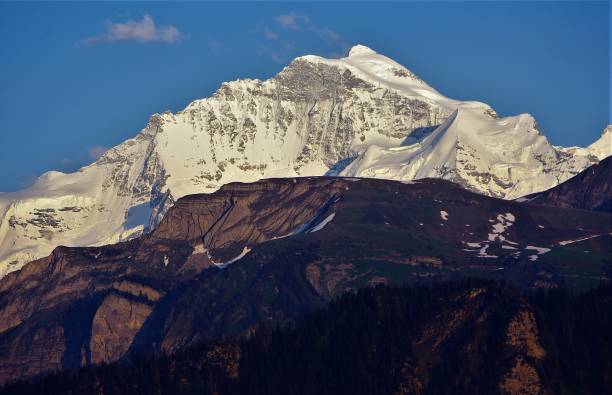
0 44 609 277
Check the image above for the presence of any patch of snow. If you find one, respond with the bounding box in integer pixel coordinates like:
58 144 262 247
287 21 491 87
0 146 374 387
309 213 336 233
487 213 515 242
477 253 498 259
502 213 515 222
192 242 206 255
215 246 251 268
587 125 612 160
477 244 498 258
558 234 604 246
466 212 519 259
204 249 220 265
491 223 506 234
525 246 550 255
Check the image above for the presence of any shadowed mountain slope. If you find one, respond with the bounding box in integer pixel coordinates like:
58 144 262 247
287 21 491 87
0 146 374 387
0 177 610 383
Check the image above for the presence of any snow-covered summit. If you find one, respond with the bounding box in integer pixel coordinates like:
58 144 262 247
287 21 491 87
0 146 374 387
295 43 459 111
348 44 377 57
0 45 608 278
341 104 588 198
587 125 612 160
555 124 611 161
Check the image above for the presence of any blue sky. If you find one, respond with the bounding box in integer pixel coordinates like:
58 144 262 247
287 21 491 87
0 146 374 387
0 1 609 192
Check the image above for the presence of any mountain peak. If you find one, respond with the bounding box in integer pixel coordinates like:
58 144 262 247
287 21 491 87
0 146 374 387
587 124 612 160
0 42 607 279
347 44 377 57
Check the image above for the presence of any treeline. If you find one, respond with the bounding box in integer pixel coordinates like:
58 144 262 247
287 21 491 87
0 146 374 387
2 279 611 395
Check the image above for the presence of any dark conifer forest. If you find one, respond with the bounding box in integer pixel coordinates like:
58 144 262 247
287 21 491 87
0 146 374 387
2 279 610 395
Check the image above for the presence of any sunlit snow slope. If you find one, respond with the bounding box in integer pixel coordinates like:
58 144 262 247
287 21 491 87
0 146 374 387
0 44 609 277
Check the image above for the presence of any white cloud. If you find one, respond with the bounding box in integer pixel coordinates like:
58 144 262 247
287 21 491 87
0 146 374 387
312 27 347 55
79 14 184 45
260 13 348 62
262 26 279 40
88 146 108 161
275 12 309 30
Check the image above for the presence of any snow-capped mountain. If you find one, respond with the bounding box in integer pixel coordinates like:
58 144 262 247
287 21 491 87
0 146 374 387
555 125 611 161
340 104 606 198
0 44 608 277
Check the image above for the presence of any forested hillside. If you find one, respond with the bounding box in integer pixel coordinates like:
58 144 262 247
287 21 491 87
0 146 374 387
3 280 610 395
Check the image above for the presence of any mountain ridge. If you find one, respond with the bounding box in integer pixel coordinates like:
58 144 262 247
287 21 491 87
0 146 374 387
521 155 611 212
0 44 609 278
0 176 610 383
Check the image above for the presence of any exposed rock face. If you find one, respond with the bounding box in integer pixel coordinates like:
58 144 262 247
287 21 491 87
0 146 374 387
152 179 344 263
0 177 610 384
90 294 154 364
1 45 608 278
0 178 345 383
0 324 65 385
0 178 342 341
523 156 612 212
